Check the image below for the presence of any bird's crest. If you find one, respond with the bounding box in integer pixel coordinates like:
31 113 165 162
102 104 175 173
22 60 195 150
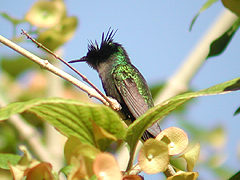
88 28 118 53
68 28 120 68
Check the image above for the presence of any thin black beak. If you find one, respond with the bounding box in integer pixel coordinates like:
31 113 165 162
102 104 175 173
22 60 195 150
68 56 87 63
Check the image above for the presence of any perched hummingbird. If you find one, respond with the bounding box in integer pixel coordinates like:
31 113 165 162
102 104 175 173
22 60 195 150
69 29 161 141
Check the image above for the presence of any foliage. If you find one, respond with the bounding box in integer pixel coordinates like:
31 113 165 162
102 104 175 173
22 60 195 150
0 77 239 179
207 18 240 58
189 0 240 61
0 0 240 180
0 0 77 50
189 0 218 31
234 106 240 116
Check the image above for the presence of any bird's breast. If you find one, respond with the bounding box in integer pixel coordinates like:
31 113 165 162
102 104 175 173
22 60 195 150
97 63 122 104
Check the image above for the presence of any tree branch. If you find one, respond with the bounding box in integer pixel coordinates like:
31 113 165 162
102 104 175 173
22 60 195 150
20 29 118 110
0 34 121 110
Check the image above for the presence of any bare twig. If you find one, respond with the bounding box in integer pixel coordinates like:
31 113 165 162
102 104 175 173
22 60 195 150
155 10 238 104
0 34 121 110
20 29 119 110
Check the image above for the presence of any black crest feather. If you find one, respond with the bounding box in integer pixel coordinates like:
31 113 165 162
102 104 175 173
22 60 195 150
88 28 118 52
69 28 120 69
83 28 120 68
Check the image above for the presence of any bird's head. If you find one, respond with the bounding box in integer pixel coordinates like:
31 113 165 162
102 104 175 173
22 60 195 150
69 28 129 70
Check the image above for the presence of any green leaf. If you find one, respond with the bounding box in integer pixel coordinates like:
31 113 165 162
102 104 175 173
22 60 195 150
37 16 78 51
0 123 18 153
0 98 126 148
234 106 240 116
181 143 200 172
229 171 240 180
91 120 119 150
0 153 21 170
167 171 199 180
25 0 66 28
150 82 194 114
64 136 99 178
126 77 240 164
60 165 73 177
0 12 24 25
222 0 240 17
0 56 35 78
64 136 100 164
207 18 240 58
189 0 218 31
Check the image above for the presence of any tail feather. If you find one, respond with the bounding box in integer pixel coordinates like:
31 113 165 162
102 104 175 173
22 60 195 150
141 122 162 141
141 130 155 141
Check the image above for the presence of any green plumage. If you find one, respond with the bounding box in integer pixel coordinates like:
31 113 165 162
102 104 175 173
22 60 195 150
112 63 154 107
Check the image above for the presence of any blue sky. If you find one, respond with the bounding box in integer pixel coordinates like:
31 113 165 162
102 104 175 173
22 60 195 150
1 1 240 179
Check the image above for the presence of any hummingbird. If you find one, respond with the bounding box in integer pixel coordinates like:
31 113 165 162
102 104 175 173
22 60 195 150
69 29 161 141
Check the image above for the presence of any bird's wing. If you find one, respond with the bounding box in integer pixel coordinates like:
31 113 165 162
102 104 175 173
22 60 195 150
113 65 161 139
112 66 151 118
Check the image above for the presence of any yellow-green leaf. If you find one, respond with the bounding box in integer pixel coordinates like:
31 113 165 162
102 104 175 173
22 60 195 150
182 143 200 172
0 56 36 78
9 146 40 180
26 162 54 180
167 171 199 180
0 154 21 170
222 0 240 16
189 0 218 31
64 136 100 165
92 120 117 142
126 77 240 166
25 0 66 28
0 98 126 149
91 120 118 150
37 16 78 50
0 12 24 26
